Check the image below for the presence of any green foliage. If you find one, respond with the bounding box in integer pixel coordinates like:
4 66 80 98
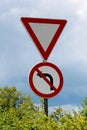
0 86 87 130
57 110 87 130
0 86 23 110
79 97 87 117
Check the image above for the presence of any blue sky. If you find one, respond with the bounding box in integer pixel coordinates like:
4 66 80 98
0 0 87 110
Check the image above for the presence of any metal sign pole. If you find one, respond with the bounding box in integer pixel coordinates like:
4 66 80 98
43 60 48 116
44 98 48 116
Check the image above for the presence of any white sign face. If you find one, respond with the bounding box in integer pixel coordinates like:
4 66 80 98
29 23 59 51
33 65 60 94
29 62 63 98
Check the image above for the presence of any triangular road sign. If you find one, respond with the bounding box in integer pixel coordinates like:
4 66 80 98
21 17 67 60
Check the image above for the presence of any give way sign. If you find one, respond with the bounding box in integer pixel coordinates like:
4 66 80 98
28 62 64 98
21 17 67 60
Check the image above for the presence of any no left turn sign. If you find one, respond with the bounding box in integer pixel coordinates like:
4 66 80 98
28 62 64 98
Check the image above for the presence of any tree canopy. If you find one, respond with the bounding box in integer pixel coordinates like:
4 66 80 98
0 86 87 130
79 97 87 117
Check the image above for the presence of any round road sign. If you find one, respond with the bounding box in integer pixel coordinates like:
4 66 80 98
28 62 63 98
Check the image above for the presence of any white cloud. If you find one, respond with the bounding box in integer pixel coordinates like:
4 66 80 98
68 0 87 18
48 104 79 113
0 0 87 106
77 2 87 18
35 103 79 113
0 0 87 71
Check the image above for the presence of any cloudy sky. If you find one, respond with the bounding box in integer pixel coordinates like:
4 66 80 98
0 0 87 110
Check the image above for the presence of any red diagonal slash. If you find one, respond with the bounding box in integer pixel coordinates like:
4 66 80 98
37 69 57 91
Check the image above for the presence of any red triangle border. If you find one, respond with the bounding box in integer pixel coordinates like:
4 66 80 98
21 17 67 60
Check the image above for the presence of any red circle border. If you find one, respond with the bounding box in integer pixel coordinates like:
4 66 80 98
29 62 64 98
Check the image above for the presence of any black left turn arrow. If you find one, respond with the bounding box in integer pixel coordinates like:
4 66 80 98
37 72 53 90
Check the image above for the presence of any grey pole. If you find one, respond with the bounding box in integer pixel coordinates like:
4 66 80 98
42 60 48 116
44 98 48 116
